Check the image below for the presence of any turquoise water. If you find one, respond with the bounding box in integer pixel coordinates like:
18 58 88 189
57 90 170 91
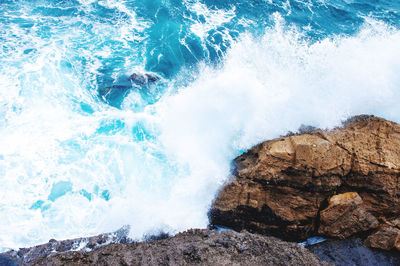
1 0 400 249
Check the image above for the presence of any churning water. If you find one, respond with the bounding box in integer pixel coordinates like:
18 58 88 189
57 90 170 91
1 0 400 250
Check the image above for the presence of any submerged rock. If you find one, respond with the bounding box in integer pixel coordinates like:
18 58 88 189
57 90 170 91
129 73 160 85
210 115 400 244
98 84 133 108
308 238 400 265
2 229 327 266
99 72 160 108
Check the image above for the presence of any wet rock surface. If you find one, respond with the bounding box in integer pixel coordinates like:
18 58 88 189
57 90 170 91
1 229 327 266
1 226 130 265
129 73 160 85
0 254 18 266
308 238 400 266
210 115 400 244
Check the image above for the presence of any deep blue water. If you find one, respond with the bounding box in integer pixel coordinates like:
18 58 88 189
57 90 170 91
1 0 400 249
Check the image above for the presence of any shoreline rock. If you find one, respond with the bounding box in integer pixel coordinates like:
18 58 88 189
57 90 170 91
1 229 327 266
1 226 131 265
308 238 400 265
210 115 400 249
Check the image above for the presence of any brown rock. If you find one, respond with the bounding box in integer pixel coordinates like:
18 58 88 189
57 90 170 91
318 192 379 239
388 218 400 228
210 115 400 241
365 226 400 251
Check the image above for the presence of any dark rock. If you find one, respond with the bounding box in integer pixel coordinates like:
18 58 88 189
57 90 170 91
99 72 160 108
55 240 74 252
2 229 328 266
298 124 318 135
183 245 201 263
308 238 400 266
144 231 170 242
1 226 131 265
0 254 18 266
98 84 132 108
129 73 160 85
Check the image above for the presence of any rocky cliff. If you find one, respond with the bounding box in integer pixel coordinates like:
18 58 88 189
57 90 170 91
210 115 400 250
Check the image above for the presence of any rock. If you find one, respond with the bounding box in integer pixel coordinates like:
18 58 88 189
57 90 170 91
365 226 400 251
98 84 132 108
318 192 379 239
99 72 160 108
3 229 328 266
308 238 400 265
387 217 400 228
129 73 160 85
2 226 130 265
210 115 400 241
0 254 18 266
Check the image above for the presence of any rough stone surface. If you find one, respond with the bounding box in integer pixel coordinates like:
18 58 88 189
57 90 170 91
308 238 400 266
365 226 400 251
1 226 130 265
210 115 400 241
2 229 328 266
318 192 379 239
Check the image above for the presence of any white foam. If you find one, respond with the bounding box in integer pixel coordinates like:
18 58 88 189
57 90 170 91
146 13 400 238
114 14 400 241
0 2 149 249
159 14 400 155
186 0 236 39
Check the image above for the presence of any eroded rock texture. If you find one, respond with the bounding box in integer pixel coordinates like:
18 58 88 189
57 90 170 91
318 192 379 239
365 226 400 251
210 115 400 242
2 229 327 266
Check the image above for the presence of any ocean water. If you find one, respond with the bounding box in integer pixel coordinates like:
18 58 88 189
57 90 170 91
1 0 400 250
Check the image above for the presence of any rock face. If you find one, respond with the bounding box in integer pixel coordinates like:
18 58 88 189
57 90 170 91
318 192 379 239
210 115 400 243
1 229 327 266
365 226 400 251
